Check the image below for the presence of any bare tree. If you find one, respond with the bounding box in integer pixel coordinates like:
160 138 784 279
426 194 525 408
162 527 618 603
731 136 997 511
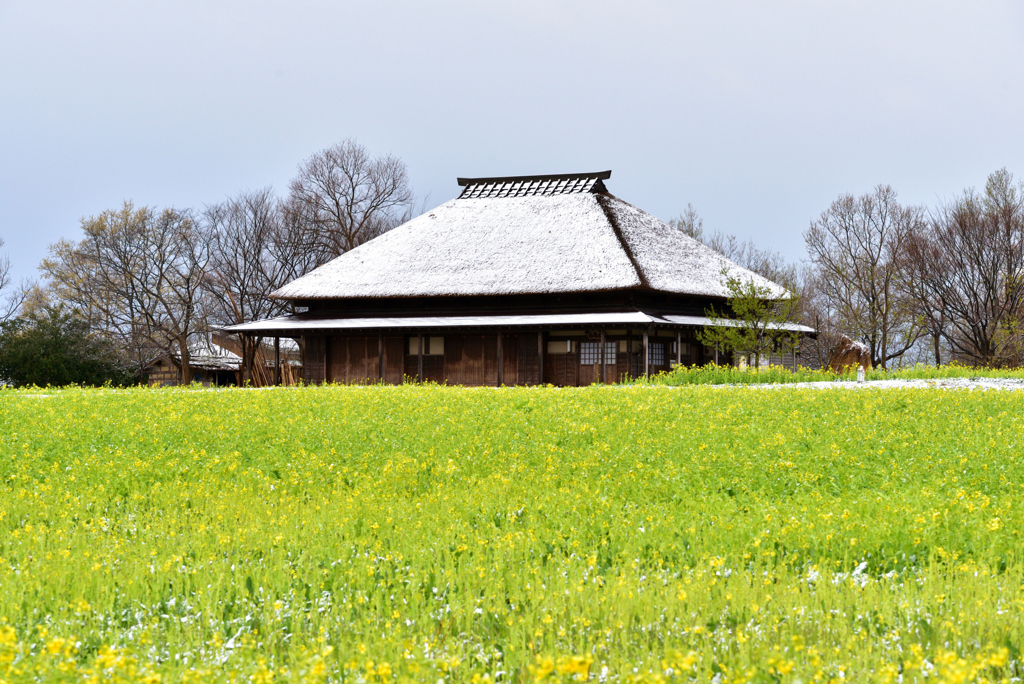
669 204 705 242
0 238 27 322
287 139 414 265
670 205 799 289
797 265 847 369
899 234 948 366
706 233 799 291
204 188 303 383
41 202 212 384
904 169 1024 367
0 239 10 304
672 205 813 366
804 185 925 369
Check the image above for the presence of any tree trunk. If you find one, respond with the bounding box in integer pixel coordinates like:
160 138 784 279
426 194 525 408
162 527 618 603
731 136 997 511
179 334 191 385
933 331 941 367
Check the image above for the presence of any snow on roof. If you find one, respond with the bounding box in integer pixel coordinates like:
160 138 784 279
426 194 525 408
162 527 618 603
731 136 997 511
225 311 658 333
224 311 814 335
598 195 786 298
178 340 241 371
272 175 787 301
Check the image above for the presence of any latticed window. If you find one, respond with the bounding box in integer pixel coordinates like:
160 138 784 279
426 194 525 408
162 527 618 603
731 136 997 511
649 342 665 366
580 342 618 365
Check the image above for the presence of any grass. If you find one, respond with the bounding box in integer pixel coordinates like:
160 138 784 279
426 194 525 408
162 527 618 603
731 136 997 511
640 361 1024 386
0 384 1021 682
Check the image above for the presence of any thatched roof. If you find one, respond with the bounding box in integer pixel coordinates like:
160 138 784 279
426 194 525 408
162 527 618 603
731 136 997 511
273 171 786 301
147 340 241 371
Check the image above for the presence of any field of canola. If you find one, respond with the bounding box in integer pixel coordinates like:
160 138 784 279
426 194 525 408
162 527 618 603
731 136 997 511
0 385 1022 683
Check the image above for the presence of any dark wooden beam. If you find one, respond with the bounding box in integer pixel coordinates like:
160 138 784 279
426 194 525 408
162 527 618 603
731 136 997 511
496 332 503 386
378 333 384 383
417 333 424 382
627 329 632 379
643 330 649 376
598 330 605 384
537 331 544 385
274 337 281 386
676 331 681 367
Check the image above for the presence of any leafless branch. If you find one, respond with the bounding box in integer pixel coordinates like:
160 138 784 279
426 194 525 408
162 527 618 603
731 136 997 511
39 202 212 383
804 185 925 369
903 169 1024 366
287 139 414 265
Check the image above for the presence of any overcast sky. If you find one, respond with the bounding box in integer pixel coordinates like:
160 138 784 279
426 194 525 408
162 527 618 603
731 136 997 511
1 0 1022 286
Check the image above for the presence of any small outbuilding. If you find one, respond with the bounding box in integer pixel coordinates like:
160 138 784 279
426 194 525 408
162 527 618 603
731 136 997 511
228 171 812 386
146 339 242 387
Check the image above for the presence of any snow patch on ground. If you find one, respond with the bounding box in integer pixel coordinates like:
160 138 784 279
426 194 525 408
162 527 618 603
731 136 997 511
744 377 1024 391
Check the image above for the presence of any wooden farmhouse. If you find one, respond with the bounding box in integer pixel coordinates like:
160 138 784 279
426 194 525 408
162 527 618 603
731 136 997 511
227 171 812 386
146 334 302 387
146 338 242 387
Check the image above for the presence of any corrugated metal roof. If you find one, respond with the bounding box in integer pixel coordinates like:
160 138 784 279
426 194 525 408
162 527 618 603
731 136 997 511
223 312 816 335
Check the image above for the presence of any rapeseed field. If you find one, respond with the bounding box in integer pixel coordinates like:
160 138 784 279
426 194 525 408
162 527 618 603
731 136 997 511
0 385 1020 683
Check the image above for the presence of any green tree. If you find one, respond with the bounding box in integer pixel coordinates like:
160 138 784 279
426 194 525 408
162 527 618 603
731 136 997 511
0 306 134 387
40 202 211 384
697 270 803 367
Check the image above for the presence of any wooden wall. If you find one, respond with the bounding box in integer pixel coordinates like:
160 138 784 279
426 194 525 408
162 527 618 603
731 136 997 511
302 336 326 384
444 335 498 386
546 352 579 386
326 336 403 383
383 337 404 384
298 332 696 387
516 334 538 385
399 334 520 385
576 355 620 386
148 359 180 387
403 355 445 383
328 336 374 383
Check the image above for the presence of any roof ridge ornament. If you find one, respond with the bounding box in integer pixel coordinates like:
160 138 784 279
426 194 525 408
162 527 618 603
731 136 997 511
457 170 611 199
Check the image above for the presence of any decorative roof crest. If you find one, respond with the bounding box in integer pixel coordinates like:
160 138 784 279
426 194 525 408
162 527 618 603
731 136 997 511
456 170 611 199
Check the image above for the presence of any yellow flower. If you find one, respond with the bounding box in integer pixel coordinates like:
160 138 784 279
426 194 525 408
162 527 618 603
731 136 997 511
529 656 555 681
556 655 593 679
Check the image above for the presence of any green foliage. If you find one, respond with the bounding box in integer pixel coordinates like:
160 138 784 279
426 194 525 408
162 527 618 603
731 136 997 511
641 361 1024 385
0 385 1021 681
697 270 801 364
0 306 134 387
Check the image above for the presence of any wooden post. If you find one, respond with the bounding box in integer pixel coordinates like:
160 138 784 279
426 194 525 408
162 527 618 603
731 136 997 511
598 330 605 384
240 333 250 385
676 331 681 367
627 329 633 378
417 333 424 383
274 337 281 386
643 330 649 376
378 333 384 383
496 332 503 386
537 330 545 385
